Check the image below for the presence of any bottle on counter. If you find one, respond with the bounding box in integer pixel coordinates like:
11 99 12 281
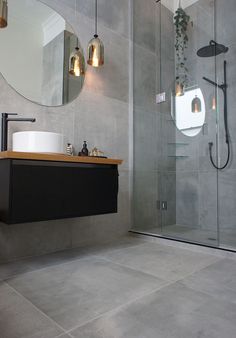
79 141 89 156
66 143 74 156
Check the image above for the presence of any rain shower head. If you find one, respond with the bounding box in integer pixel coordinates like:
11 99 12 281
197 40 228 57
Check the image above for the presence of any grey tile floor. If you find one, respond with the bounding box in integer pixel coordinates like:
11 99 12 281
0 235 236 338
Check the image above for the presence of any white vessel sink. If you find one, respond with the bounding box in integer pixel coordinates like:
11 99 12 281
12 131 65 154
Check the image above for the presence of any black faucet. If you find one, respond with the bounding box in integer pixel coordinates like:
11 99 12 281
1 113 36 151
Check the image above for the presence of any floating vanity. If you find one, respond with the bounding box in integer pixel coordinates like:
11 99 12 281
0 151 122 224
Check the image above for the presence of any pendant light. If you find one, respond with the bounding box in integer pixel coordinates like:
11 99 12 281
175 82 184 97
0 0 8 28
191 95 202 113
212 96 216 110
69 1 85 77
87 0 104 67
69 43 85 77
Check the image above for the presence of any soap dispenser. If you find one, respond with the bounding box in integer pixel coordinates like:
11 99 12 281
80 141 89 156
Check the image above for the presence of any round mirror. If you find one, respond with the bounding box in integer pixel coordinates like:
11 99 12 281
171 86 206 137
0 0 85 106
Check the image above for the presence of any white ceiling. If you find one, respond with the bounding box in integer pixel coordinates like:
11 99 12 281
162 0 199 12
9 0 55 27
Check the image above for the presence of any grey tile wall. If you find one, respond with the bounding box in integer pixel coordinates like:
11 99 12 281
0 0 131 262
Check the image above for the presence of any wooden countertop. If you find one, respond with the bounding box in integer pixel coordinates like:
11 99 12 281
0 151 123 165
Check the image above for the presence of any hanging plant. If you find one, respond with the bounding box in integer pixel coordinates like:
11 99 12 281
174 5 190 89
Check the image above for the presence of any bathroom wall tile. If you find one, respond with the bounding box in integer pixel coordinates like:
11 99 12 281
159 113 176 172
133 43 157 112
187 0 215 52
133 171 160 231
133 0 157 53
76 0 130 39
74 90 129 170
218 170 236 230
160 171 176 227
82 27 129 103
216 0 236 47
199 171 218 231
175 138 199 172
134 107 158 172
176 171 199 227
0 219 73 263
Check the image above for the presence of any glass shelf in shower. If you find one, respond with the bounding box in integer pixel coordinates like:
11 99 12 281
168 155 189 158
167 142 189 146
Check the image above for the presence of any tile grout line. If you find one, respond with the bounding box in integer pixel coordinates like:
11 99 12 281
1 241 145 281
5 259 172 337
176 278 236 306
55 332 74 338
65 257 226 335
92 251 224 283
5 282 68 336
65 280 177 335
3 246 226 337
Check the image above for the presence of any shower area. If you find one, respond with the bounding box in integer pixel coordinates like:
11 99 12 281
132 0 236 251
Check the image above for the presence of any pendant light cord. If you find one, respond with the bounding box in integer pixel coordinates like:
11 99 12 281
75 0 79 48
95 0 98 37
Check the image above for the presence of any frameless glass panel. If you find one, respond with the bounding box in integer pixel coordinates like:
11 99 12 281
160 0 219 246
132 0 161 235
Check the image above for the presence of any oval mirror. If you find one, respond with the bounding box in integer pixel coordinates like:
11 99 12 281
0 0 85 106
171 86 206 137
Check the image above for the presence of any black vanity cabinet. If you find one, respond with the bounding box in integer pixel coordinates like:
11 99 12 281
0 158 119 224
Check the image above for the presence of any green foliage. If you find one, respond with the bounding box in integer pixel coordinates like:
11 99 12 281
174 7 190 86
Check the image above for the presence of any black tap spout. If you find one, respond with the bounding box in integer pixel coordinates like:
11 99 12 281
1 113 36 151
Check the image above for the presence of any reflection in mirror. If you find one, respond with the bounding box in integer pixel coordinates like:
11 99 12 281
171 87 206 137
0 0 85 106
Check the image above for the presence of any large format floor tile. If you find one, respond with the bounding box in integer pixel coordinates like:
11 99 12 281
182 258 236 304
0 236 143 281
2 236 236 338
96 242 221 281
7 256 165 331
70 282 236 338
0 282 63 338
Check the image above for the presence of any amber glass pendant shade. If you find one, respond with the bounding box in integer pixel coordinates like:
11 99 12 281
0 0 8 28
212 96 216 110
69 47 85 77
87 34 104 67
192 95 202 113
175 82 184 97
87 0 104 67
